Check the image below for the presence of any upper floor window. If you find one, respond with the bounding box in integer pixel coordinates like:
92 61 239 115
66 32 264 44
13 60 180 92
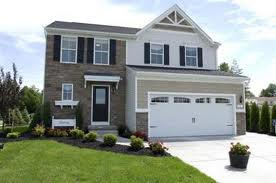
95 39 109 65
151 44 163 64
61 36 77 63
186 47 197 67
62 84 73 101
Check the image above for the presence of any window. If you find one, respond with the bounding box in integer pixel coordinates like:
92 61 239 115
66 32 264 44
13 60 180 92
95 39 109 64
151 97 168 103
186 47 197 67
195 97 211 103
150 44 163 64
61 36 77 63
95 88 106 104
215 98 230 104
62 84 73 101
174 97 190 103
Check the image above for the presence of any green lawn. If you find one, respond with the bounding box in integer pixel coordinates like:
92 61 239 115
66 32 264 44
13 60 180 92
0 140 215 183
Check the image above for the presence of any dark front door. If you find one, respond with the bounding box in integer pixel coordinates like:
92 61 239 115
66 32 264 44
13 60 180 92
93 86 109 122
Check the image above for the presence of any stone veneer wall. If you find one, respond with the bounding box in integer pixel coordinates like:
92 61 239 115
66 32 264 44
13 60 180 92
44 35 126 128
136 112 246 136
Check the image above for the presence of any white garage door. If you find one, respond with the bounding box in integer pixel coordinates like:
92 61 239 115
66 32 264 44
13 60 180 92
149 94 235 137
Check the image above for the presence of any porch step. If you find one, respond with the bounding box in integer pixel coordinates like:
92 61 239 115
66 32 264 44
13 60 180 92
88 125 118 136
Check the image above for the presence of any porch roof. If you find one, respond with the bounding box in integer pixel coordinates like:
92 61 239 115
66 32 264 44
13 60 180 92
84 72 121 88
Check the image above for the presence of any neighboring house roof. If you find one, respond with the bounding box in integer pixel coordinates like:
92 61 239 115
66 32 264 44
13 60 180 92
46 21 141 35
127 65 247 78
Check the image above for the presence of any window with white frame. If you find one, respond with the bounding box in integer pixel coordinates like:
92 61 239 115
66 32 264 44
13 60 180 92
151 97 168 103
215 98 230 104
150 44 163 64
186 47 197 67
95 39 109 64
61 36 77 63
174 97 191 103
62 84 73 101
195 97 211 104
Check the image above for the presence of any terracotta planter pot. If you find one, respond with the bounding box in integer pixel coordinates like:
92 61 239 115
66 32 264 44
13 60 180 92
229 152 250 169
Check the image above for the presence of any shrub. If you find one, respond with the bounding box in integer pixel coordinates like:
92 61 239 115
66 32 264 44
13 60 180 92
250 102 259 132
117 125 127 136
149 141 168 155
75 103 83 129
271 105 276 134
229 142 250 155
84 132 98 142
47 128 68 137
132 131 147 140
42 102 51 128
21 108 30 124
130 135 144 151
70 128 85 139
260 101 270 133
32 124 45 137
29 105 42 129
245 102 250 131
103 134 117 146
6 132 20 139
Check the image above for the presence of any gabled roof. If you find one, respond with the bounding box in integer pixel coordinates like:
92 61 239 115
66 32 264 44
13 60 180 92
46 21 141 35
136 4 219 46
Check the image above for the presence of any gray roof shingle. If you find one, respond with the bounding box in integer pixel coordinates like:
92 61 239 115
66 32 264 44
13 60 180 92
127 65 247 78
46 21 141 34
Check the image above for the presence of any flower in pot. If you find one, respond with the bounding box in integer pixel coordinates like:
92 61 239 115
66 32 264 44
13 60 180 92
0 143 4 150
229 142 250 169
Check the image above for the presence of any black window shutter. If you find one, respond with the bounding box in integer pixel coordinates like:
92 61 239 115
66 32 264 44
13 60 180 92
164 44 169 65
53 35 61 61
144 43 150 64
180 46 185 66
87 38 94 64
197 47 203 67
77 37 84 63
109 39 116 65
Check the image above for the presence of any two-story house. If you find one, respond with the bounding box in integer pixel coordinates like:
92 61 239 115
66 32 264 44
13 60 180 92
44 4 248 138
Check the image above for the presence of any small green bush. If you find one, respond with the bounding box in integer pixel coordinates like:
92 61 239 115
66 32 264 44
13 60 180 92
130 135 144 151
260 101 270 133
32 124 45 137
103 134 117 146
149 141 168 155
250 102 259 132
117 125 127 136
75 103 83 129
70 128 85 139
245 102 250 131
6 132 20 139
47 128 68 137
84 132 98 142
230 142 250 155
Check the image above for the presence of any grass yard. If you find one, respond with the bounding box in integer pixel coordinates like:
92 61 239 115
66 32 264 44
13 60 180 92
0 140 215 183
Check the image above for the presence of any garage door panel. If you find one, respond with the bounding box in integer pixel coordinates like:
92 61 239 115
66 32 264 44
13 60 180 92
149 94 235 137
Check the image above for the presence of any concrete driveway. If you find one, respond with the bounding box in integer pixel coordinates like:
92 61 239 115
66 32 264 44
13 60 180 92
165 133 276 183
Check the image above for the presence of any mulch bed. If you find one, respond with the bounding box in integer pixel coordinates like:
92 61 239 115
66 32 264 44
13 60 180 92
0 132 171 157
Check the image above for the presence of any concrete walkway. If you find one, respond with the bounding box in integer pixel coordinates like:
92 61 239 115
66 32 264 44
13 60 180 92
165 133 276 183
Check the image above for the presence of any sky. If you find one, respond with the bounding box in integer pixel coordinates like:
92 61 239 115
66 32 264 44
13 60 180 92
0 0 275 96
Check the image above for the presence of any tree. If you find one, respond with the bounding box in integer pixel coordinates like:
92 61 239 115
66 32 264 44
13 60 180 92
250 102 260 132
42 101 51 128
260 102 270 133
29 105 42 129
22 108 30 124
246 102 250 131
0 63 22 130
260 84 276 97
271 105 276 134
20 86 42 114
230 60 243 75
218 62 230 72
75 102 83 129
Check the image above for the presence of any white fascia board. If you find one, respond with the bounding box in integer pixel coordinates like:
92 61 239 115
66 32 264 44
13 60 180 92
45 27 137 40
84 75 121 82
134 71 248 84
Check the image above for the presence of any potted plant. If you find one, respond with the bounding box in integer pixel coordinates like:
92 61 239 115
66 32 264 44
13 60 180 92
0 143 4 150
229 142 250 169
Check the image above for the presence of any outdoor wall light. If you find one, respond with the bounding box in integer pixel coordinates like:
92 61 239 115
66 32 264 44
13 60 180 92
240 95 243 104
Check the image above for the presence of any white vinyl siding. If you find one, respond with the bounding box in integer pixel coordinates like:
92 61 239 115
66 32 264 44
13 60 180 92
61 36 77 63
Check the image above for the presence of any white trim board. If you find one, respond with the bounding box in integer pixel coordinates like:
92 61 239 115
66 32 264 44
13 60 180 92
84 75 121 88
91 84 110 126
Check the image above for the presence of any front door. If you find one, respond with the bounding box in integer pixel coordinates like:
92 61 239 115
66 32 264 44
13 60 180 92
92 86 109 125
